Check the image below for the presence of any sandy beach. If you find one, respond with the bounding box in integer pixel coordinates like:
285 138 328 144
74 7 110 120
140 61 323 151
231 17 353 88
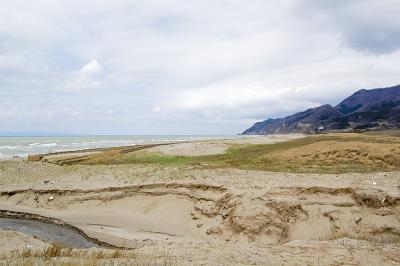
0 134 399 265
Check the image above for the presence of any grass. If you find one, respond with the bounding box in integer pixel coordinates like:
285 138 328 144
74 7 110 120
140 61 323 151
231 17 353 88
0 243 175 266
216 133 400 173
85 150 194 166
74 133 400 174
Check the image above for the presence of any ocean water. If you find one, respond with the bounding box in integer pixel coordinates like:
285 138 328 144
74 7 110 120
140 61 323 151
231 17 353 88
0 135 240 159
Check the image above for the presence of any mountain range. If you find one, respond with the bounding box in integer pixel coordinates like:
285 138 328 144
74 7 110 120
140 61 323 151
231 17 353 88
242 84 400 135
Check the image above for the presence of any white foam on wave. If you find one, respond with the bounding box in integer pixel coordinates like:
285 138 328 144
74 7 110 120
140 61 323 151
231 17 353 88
0 135 239 160
41 143 57 147
0 146 18 149
28 143 40 146
82 141 97 145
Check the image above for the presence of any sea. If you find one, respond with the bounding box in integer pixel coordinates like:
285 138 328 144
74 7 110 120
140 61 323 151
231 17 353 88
0 135 241 159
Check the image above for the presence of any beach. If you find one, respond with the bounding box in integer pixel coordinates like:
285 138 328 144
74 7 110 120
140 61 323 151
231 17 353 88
0 133 399 265
0 135 246 159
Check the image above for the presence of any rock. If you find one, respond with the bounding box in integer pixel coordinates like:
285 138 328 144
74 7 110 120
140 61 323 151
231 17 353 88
28 154 43 162
191 211 200 220
375 210 392 216
206 226 223 235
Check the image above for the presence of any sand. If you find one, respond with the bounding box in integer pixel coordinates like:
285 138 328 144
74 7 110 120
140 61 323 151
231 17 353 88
0 230 46 252
147 134 304 156
0 135 399 265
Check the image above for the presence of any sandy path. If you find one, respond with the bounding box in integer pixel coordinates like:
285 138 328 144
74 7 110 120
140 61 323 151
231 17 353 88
147 134 304 156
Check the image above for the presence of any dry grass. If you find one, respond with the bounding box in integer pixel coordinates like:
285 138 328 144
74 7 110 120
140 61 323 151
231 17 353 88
365 129 400 137
0 243 175 266
201 133 400 173
84 150 193 166
245 134 400 173
49 132 400 174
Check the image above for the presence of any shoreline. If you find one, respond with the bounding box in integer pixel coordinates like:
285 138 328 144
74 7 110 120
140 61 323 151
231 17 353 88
0 134 304 162
0 134 259 161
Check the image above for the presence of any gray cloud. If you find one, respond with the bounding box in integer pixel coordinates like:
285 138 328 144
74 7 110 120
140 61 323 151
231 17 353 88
292 0 400 54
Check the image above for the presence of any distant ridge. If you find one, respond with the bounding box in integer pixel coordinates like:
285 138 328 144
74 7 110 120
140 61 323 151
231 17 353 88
242 84 400 135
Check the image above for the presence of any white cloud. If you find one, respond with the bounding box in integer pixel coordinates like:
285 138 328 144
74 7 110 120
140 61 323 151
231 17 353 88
152 106 161 113
80 60 103 75
0 0 399 134
54 60 104 91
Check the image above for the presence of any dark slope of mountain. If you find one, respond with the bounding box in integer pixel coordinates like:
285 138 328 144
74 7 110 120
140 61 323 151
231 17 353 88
336 85 400 114
242 84 400 135
242 105 343 135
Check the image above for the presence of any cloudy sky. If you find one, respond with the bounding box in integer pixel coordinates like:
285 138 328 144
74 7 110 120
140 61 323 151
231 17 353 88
1 0 400 135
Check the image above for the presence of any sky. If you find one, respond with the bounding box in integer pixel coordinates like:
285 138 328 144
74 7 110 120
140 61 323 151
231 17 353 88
1 0 400 135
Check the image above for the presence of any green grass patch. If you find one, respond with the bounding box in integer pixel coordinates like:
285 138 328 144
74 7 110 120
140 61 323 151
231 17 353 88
83 150 195 166
80 133 400 174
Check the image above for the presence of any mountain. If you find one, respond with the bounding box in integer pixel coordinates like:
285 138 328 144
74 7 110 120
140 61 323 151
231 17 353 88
242 84 400 135
242 105 343 135
336 85 400 114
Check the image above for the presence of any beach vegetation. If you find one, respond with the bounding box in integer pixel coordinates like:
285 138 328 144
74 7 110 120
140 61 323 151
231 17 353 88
63 133 400 174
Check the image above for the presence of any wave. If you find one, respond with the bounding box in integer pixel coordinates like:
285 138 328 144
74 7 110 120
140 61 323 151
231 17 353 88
28 143 40 146
0 146 18 149
0 135 238 160
41 143 57 147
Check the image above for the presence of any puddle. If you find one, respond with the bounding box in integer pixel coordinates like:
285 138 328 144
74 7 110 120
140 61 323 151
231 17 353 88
0 217 99 248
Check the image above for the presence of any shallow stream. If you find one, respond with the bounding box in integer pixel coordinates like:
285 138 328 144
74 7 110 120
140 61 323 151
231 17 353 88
0 217 99 248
